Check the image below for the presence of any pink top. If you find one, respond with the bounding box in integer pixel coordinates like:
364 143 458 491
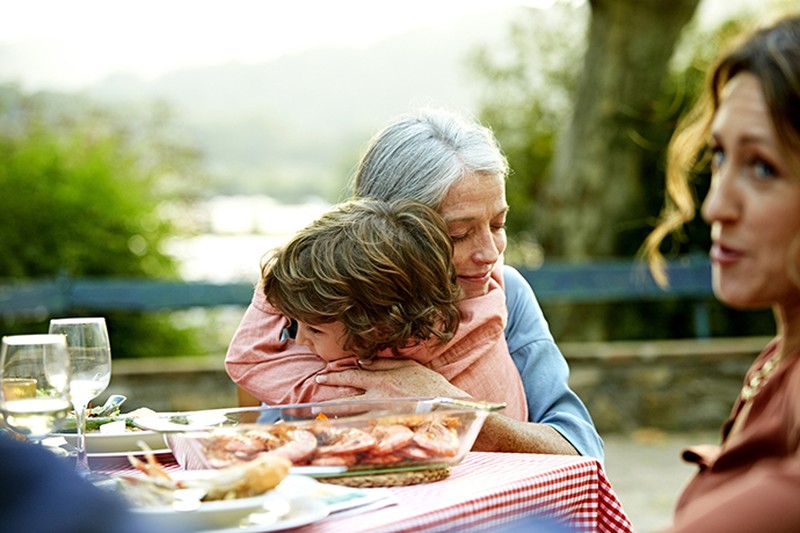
225 267 528 421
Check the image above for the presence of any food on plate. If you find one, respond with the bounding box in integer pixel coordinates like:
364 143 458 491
60 406 157 434
116 445 292 507
198 414 463 469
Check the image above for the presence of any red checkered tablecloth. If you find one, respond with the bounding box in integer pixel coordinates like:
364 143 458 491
91 451 633 533
90 450 183 477
294 452 633 533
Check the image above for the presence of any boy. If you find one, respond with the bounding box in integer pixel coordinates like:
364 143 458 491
226 198 528 420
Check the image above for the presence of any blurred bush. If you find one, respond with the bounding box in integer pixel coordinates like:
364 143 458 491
471 7 774 340
0 84 211 357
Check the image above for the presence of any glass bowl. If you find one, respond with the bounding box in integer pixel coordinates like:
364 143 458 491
136 397 504 477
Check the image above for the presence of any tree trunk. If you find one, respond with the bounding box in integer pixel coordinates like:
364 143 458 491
539 0 701 340
543 0 701 261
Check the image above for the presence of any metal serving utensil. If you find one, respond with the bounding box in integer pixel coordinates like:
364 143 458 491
92 394 128 417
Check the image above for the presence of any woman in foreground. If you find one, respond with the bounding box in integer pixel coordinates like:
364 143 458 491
645 12 800 532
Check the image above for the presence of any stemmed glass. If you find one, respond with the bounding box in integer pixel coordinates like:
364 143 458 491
48 317 112 475
0 334 72 442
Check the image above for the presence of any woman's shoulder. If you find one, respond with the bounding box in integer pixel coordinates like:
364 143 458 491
501 264 539 308
502 264 530 293
501 264 553 345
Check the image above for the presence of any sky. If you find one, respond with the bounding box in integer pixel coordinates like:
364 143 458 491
0 0 558 89
0 0 763 91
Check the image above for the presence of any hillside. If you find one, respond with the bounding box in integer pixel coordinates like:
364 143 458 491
82 8 525 200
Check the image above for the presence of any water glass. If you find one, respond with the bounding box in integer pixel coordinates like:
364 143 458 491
0 334 72 441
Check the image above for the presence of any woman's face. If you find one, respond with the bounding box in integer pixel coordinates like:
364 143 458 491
438 172 508 299
701 73 800 310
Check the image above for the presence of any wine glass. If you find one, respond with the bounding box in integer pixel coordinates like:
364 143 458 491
0 334 72 442
48 317 112 475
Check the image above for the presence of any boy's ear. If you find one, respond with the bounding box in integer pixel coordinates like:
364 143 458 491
287 319 298 338
370 320 397 343
352 321 396 358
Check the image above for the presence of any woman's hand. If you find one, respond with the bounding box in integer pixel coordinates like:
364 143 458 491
315 358 469 399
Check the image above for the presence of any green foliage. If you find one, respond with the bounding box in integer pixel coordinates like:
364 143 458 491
469 5 749 256
0 85 206 357
470 7 774 340
468 5 586 242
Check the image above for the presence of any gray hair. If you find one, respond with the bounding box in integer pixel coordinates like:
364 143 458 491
351 108 509 209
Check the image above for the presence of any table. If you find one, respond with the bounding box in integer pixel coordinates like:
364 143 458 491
92 451 633 533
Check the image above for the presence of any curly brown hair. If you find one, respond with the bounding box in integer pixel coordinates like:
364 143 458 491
261 198 461 359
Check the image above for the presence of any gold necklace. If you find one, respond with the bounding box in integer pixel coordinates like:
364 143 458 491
740 355 782 402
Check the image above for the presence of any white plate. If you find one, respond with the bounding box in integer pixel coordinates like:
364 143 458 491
130 473 329 532
134 409 238 433
52 430 167 455
196 498 329 533
277 474 394 514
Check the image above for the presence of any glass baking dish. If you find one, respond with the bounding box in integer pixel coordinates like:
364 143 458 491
135 397 504 477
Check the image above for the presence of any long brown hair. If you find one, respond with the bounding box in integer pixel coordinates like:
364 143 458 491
644 13 800 286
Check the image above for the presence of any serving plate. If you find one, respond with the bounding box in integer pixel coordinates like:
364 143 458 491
52 429 167 455
126 472 328 532
277 474 394 514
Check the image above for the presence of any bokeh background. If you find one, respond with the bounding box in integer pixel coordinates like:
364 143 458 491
5 2 798 530
2 0 786 358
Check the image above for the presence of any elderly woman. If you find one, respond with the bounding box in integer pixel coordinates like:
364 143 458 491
226 108 603 461
645 13 800 532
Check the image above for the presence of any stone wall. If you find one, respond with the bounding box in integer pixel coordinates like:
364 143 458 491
563 336 768 433
108 356 238 413
106 336 771 434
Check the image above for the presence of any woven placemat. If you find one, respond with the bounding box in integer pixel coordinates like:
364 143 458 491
319 466 451 487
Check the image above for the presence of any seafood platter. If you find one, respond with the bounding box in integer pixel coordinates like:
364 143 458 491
135 397 504 477
102 447 330 531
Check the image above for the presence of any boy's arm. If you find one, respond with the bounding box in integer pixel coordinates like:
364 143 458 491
225 288 347 405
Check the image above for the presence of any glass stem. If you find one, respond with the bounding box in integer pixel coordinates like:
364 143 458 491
74 401 90 475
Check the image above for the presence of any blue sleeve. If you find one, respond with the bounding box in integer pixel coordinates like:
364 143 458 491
503 265 605 463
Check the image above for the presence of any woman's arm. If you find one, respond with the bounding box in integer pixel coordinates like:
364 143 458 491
472 413 579 455
669 454 800 532
502 265 605 461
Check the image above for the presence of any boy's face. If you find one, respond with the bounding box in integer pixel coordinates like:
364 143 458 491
295 320 351 362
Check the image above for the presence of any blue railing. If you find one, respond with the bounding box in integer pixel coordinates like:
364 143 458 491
0 255 713 334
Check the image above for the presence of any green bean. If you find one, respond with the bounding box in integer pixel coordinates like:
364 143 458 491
58 416 134 433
